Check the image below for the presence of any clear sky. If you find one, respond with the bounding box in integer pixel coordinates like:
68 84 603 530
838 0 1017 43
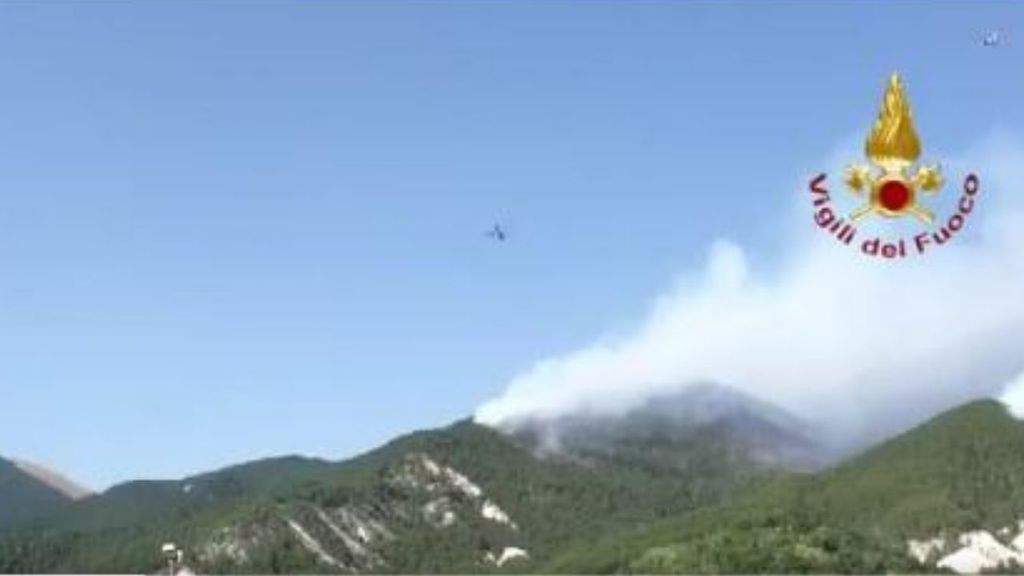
1 2 1021 490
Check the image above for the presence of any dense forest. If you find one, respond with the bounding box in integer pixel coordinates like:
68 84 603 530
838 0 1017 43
5 399 1024 573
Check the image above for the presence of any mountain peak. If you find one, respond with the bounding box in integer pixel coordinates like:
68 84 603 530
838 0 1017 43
936 398 1010 420
502 383 824 472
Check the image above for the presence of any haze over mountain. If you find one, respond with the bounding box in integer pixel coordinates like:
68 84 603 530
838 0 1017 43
506 383 825 470
8 459 92 501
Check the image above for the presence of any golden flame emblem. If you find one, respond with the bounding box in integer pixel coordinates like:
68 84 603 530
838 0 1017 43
845 73 943 224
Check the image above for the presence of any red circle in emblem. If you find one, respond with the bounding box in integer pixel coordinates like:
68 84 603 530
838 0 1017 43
878 180 911 212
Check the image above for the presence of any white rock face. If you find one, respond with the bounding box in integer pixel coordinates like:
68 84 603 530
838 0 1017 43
907 537 944 563
394 454 484 499
315 508 369 558
485 546 530 567
420 455 442 476
396 452 518 531
203 503 393 571
936 531 1024 574
907 521 1024 573
481 499 518 529
335 504 392 544
203 452 518 572
286 517 344 568
441 510 457 527
202 524 266 563
435 458 484 498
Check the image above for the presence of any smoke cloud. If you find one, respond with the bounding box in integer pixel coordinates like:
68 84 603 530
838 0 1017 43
476 133 1024 450
999 370 1024 419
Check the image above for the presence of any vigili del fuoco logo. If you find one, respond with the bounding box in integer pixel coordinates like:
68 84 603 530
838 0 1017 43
808 73 980 259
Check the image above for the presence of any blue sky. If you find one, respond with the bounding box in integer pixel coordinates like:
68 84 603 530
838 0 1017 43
1 2 1021 490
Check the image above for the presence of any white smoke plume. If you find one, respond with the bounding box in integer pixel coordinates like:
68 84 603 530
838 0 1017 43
1000 371 1024 419
476 133 1024 450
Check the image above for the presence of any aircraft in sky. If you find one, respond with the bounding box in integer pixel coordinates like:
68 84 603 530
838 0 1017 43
981 30 1003 47
485 223 507 242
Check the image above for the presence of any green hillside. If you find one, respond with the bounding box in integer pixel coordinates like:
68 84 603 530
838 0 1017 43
55 455 337 532
0 413 783 574
0 458 74 530
810 399 1024 534
0 456 341 573
346 419 758 568
549 399 1024 573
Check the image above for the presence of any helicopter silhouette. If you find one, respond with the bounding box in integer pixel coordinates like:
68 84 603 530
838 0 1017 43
981 30 1003 47
485 223 507 242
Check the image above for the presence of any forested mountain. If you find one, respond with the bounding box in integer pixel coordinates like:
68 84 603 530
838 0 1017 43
508 383 823 472
6 392 1024 574
0 385 808 573
549 400 1024 574
0 458 77 530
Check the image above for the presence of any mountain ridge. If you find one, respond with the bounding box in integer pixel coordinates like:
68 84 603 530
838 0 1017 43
1 385 804 573
507 383 825 472
10 459 92 501
548 399 1024 574
0 456 76 530
4 394 1021 574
